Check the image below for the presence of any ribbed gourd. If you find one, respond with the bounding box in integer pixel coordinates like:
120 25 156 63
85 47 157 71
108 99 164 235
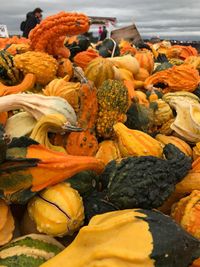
0 50 20 85
14 51 58 85
0 234 64 267
113 122 163 157
84 57 115 88
0 200 15 246
156 134 192 157
28 183 84 237
96 79 130 138
150 99 174 126
43 76 81 112
171 190 200 239
95 140 121 165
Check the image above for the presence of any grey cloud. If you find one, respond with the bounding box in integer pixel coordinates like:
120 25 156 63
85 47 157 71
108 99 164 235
0 0 200 40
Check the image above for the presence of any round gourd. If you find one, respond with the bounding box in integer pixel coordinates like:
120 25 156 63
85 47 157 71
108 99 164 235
134 67 150 81
28 183 84 237
135 50 154 74
84 57 115 88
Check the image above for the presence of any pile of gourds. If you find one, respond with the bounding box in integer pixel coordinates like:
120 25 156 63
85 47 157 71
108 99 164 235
1 11 200 267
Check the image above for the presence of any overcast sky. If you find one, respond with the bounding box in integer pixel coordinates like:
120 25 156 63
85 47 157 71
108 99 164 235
1 0 200 40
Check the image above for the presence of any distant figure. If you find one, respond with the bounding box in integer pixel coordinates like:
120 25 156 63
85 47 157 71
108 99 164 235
100 25 108 41
21 7 43 38
98 26 103 40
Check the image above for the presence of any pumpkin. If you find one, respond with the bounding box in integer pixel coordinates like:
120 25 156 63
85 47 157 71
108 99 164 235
156 134 192 157
57 58 73 79
66 81 99 156
0 73 36 96
29 12 90 58
135 50 154 74
14 51 58 85
0 234 64 266
0 200 15 246
96 79 130 138
84 57 115 88
95 140 121 165
134 67 150 81
27 183 84 237
43 76 80 112
113 122 163 157
73 48 100 70
41 209 200 267
144 64 200 93
171 190 200 239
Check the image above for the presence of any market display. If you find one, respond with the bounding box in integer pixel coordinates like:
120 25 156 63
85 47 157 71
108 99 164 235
0 10 200 267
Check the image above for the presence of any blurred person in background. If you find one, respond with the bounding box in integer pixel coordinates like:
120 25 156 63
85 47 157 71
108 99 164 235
21 7 43 38
100 25 108 41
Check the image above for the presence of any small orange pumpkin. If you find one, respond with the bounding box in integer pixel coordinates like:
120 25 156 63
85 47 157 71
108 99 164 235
135 50 154 74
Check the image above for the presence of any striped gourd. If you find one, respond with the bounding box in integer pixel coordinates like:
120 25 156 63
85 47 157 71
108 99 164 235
0 234 64 267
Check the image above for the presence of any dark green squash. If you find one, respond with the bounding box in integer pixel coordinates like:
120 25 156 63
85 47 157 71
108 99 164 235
96 38 120 58
125 100 153 132
100 144 191 209
153 61 173 74
65 35 91 59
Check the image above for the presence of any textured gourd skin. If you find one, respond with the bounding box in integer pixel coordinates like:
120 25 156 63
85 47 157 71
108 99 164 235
99 144 191 210
14 51 58 85
41 209 200 267
135 50 154 74
96 80 130 138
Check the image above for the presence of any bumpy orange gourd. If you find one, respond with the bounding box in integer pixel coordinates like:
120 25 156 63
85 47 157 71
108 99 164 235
167 45 198 60
144 65 200 93
171 190 200 239
73 48 100 70
29 12 90 58
135 50 154 74
14 51 58 85
66 81 99 156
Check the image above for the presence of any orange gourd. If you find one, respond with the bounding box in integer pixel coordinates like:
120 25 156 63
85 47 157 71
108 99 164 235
73 48 100 70
144 64 200 93
57 58 73 79
0 112 8 125
66 81 99 156
135 50 154 74
134 68 150 81
171 190 200 239
29 12 90 57
0 73 36 96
